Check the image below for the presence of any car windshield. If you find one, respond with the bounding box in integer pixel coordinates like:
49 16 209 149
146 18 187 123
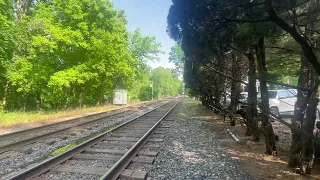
268 91 278 98
287 89 297 96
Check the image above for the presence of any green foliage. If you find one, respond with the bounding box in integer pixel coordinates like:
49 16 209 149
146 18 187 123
129 28 163 63
150 67 181 98
136 67 182 101
0 0 14 82
169 43 184 76
0 0 166 111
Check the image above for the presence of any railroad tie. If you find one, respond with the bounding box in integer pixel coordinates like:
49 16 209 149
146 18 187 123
84 148 127 155
151 134 166 138
148 138 164 142
120 169 147 180
132 156 154 164
100 141 134 148
73 153 121 161
137 150 158 157
111 133 144 137
153 131 167 134
107 137 140 142
53 165 107 175
143 144 160 149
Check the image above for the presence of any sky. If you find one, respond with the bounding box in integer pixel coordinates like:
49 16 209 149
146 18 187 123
111 0 175 68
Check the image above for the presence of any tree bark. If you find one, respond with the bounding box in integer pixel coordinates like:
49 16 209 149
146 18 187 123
289 53 313 167
300 91 318 175
36 93 41 110
229 53 241 126
256 37 277 155
245 52 259 139
2 82 8 109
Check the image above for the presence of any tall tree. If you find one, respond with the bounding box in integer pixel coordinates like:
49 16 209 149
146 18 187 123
0 0 14 109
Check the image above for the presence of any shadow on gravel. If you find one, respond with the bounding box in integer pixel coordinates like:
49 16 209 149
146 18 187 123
186 99 320 180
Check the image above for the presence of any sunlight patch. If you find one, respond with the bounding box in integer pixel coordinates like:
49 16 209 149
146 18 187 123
170 140 202 163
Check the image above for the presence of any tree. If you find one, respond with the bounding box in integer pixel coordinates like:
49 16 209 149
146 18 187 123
0 0 165 110
0 0 14 109
150 67 181 98
167 0 320 174
169 43 184 76
127 29 163 101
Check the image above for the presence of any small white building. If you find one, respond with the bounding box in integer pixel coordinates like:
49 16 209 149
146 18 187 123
113 90 127 105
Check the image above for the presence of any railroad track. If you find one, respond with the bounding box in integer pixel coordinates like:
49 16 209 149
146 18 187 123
0 100 163 154
5 100 180 180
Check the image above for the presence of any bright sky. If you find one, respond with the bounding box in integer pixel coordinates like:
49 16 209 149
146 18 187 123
111 0 175 69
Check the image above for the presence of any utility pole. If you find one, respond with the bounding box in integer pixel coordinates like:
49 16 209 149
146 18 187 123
150 82 153 100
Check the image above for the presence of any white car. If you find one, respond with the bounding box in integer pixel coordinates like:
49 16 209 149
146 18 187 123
268 89 297 117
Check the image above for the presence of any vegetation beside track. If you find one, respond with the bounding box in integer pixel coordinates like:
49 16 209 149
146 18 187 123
0 104 119 128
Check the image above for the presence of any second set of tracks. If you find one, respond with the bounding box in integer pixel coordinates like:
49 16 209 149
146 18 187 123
3 100 181 180
0 101 161 154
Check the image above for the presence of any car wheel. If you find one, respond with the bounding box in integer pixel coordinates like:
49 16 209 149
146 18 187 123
270 107 280 119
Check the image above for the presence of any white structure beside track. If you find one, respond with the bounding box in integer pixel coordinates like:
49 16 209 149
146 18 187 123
113 90 128 105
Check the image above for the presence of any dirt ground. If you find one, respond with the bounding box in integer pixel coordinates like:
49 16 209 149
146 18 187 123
189 100 320 180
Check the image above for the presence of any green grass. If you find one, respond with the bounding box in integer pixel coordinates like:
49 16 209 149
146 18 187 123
0 102 142 128
179 99 215 117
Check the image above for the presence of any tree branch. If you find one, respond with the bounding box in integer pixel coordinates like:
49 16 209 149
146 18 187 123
265 0 320 75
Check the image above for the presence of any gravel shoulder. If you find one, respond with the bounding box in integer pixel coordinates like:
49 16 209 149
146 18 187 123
195 103 320 179
148 100 253 180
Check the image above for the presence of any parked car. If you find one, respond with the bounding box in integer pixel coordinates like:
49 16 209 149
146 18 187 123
268 89 297 117
236 90 297 118
238 92 248 109
236 92 249 117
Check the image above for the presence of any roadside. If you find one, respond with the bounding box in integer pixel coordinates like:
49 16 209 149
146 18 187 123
0 101 146 135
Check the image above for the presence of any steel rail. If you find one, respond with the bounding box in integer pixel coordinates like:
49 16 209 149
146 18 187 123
0 101 154 139
0 109 132 153
5 101 170 180
100 102 178 180
0 101 159 153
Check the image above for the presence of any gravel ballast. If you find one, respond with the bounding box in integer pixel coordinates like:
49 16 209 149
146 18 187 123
0 101 167 179
148 102 254 180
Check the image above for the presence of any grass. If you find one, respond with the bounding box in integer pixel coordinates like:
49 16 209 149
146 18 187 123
0 101 142 128
180 99 210 117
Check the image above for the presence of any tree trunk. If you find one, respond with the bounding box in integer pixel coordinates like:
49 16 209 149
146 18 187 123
256 37 277 155
300 91 318 175
245 52 259 139
289 54 311 167
36 93 41 111
229 53 241 126
2 82 8 109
